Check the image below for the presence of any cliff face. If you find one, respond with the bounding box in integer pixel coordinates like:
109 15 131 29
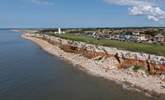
28 33 165 74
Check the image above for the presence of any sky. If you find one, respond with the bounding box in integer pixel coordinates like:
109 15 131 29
0 0 165 28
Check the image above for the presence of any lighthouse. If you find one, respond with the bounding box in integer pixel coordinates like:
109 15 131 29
58 28 61 34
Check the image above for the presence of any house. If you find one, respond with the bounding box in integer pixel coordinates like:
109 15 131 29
123 32 132 40
132 32 140 36
137 34 148 42
145 35 153 43
154 34 165 42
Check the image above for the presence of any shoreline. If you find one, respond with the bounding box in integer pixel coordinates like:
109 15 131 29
22 33 165 99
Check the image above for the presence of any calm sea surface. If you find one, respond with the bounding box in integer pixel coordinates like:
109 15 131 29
0 30 155 100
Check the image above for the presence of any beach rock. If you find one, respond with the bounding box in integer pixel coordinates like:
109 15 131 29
160 75 165 81
161 85 165 89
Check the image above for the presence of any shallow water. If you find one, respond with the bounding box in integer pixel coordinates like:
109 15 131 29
0 30 156 100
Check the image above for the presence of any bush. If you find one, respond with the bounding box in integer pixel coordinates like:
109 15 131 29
132 65 144 72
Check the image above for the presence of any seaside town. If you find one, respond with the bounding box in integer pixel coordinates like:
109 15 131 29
38 27 165 44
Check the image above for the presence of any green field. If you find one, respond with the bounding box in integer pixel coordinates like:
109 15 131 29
49 33 165 56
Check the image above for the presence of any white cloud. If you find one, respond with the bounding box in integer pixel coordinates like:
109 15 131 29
104 0 165 21
31 0 54 5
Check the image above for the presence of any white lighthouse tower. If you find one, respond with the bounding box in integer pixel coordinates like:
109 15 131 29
58 28 61 34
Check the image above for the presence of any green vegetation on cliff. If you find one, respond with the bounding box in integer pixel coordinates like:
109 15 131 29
49 33 165 56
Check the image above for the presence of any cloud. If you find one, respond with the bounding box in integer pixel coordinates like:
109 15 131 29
31 0 54 5
104 0 165 21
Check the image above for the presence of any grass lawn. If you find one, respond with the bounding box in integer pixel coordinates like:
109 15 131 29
49 33 165 56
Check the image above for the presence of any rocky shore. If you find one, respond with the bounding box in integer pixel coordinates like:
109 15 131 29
22 33 165 99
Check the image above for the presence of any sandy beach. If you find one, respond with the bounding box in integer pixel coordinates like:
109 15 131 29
22 33 165 99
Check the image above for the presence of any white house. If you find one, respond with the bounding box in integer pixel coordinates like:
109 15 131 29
137 34 148 41
132 32 140 36
154 34 165 42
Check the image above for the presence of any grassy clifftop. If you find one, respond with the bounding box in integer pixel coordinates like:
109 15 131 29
49 33 165 56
